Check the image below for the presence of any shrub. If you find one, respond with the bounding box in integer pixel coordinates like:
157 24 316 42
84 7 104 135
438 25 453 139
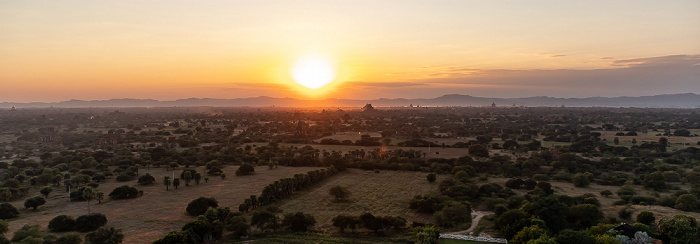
109 185 140 200
40 186 53 198
618 207 633 220
153 232 189 244
0 203 19 219
11 224 43 242
85 227 124 244
23 196 46 210
282 212 316 232
115 174 133 182
636 211 655 226
235 164 255 176
49 215 76 232
56 232 82 244
426 173 437 183
329 185 351 202
137 173 156 185
600 190 613 197
186 197 218 216
75 213 107 232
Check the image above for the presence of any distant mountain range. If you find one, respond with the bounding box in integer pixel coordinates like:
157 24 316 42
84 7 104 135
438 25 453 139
2 93 699 108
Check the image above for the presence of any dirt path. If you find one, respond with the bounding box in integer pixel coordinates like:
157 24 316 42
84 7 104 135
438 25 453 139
447 210 492 236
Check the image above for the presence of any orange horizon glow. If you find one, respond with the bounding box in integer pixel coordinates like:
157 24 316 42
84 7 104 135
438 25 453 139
1 1 699 102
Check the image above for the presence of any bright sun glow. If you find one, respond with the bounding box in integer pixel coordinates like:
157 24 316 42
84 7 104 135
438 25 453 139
291 54 335 89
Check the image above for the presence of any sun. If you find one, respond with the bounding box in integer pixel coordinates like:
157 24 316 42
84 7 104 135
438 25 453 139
291 54 335 89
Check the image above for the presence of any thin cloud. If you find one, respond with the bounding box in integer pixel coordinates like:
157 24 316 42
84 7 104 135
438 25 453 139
610 54 700 67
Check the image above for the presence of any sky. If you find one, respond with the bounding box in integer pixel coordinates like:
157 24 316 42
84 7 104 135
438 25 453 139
1 0 699 102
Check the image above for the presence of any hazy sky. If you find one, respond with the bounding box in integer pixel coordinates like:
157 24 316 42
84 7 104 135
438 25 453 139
1 1 699 102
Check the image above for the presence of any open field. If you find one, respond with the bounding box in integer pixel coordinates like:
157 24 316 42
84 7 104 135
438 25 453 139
274 168 441 231
4 165 321 244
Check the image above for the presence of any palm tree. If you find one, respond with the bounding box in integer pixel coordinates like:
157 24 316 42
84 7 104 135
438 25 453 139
82 187 96 214
163 176 171 191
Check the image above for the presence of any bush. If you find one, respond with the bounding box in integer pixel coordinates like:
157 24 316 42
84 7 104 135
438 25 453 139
23 196 46 210
329 185 351 202
618 207 633 220
49 215 76 232
109 185 140 200
600 190 613 197
0 203 19 219
282 212 316 232
186 197 218 216
115 174 133 182
636 211 655 226
235 164 255 176
153 232 189 244
85 227 124 244
137 173 156 185
56 232 82 244
426 173 437 183
11 224 43 242
75 213 107 232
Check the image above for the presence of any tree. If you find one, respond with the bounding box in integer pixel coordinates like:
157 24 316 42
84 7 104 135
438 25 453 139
600 190 613 197
182 171 192 186
152 232 189 244
332 215 359 233
137 173 155 185
186 197 218 216
220 173 226 180
251 210 278 232
40 186 53 198
572 173 590 187
636 211 656 226
236 164 255 176
567 204 602 230
613 137 619 145
23 196 46 210
426 173 437 183
511 225 550 244
360 213 383 233
82 187 96 215
643 172 667 191
172 178 180 189
49 215 76 232
86 227 124 244
434 202 472 229
282 212 316 232
75 213 107 232
0 203 19 219
468 144 489 157
228 215 250 239
109 185 140 200
522 195 568 233
658 215 697 244
163 176 171 191
555 229 594 244
193 172 201 185
675 194 698 212
329 185 351 202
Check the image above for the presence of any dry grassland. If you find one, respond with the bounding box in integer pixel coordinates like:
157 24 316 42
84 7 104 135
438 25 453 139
5 165 321 244
275 169 440 231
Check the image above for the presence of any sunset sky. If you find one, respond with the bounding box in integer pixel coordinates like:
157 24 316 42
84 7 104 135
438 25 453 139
1 1 699 102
